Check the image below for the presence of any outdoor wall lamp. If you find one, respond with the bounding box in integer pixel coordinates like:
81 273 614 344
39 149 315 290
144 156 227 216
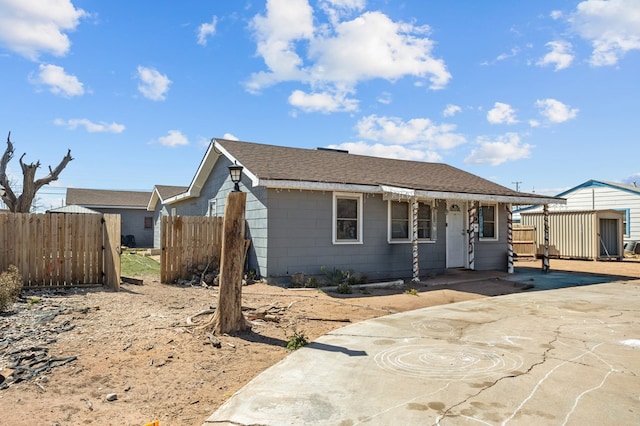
228 163 243 192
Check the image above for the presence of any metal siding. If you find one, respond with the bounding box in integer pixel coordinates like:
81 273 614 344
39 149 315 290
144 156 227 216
521 210 624 260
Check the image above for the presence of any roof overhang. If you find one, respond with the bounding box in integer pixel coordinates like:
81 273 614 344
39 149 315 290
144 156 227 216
256 179 565 205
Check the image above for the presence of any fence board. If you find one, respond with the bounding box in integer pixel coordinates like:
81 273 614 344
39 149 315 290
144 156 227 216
161 215 223 283
0 212 120 288
513 225 536 259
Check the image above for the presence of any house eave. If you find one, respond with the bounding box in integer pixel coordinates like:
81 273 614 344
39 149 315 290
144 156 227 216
256 179 565 205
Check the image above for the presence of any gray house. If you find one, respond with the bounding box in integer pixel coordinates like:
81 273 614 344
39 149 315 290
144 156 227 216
66 188 154 247
147 185 189 248
161 139 562 283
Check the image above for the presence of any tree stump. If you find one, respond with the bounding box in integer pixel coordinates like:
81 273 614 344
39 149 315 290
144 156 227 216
210 191 250 334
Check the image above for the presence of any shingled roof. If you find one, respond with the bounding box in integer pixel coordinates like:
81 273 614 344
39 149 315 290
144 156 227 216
66 188 152 209
147 185 188 211
213 139 562 205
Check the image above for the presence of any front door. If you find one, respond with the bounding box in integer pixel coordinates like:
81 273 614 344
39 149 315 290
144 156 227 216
446 204 466 268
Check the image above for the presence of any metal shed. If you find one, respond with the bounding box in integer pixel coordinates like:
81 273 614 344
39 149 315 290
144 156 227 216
521 209 625 260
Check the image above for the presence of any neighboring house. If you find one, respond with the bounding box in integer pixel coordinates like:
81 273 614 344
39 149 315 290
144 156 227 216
162 139 562 283
146 185 189 248
515 179 640 244
47 205 101 214
66 188 154 247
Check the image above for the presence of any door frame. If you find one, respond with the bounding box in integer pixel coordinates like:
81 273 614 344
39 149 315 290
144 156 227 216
446 201 468 268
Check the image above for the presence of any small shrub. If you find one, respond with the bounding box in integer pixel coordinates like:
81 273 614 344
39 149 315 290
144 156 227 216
336 282 352 294
286 329 309 350
404 288 419 296
0 265 23 313
304 277 320 288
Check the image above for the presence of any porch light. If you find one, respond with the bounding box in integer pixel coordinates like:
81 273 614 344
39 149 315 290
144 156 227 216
228 163 243 192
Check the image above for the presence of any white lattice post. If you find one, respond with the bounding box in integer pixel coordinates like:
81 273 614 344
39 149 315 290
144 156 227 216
542 204 550 273
468 202 476 270
411 197 420 282
506 203 514 274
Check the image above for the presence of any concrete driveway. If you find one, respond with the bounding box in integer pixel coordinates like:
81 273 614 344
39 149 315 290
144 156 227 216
204 277 640 425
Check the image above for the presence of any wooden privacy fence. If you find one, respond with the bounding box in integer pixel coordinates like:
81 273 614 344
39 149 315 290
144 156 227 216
513 225 536 259
0 213 121 289
161 215 223 283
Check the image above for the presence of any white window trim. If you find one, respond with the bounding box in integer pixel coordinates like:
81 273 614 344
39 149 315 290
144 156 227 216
333 192 363 244
207 198 217 217
170 207 177 216
387 200 437 244
479 202 499 241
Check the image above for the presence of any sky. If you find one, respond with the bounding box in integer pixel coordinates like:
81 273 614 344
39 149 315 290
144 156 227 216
0 0 639 211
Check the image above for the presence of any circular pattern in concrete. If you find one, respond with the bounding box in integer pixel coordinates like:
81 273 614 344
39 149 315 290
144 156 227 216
374 343 523 380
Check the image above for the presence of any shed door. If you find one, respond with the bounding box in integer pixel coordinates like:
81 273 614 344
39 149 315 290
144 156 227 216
446 207 466 268
599 218 619 256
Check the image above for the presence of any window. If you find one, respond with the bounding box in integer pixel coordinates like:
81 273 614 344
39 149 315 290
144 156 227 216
390 201 409 239
171 208 177 216
479 203 497 240
207 199 217 217
417 203 433 239
616 208 630 236
388 200 436 242
144 216 153 229
333 193 362 244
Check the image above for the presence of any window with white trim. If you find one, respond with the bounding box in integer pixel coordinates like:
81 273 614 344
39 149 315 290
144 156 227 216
207 198 217 217
333 193 362 244
388 200 436 242
479 203 498 240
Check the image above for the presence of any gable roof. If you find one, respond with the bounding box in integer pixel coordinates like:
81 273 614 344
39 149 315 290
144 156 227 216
66 188 152 209
557 179 640 197
208 139 562 205
147 185 188 211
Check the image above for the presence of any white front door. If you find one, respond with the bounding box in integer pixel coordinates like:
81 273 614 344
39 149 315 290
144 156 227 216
446 204 466 268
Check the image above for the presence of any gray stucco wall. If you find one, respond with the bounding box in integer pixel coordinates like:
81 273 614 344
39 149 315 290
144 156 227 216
263 190 447 282
92 207 154 248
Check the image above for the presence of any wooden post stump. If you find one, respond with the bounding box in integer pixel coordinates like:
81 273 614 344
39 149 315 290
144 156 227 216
212 191 250 334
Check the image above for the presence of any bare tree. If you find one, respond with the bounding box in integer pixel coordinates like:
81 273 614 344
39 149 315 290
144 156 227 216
0 132 73 213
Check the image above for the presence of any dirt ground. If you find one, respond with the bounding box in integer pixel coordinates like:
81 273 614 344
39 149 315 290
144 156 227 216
1 258 639 426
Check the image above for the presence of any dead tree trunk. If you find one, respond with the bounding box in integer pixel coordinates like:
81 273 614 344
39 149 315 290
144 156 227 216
0 132 73 212
211 191 250 334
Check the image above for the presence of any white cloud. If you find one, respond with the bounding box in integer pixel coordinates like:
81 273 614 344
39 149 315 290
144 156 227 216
288 89 358 113
443 104 461 117
247 0 451 108
0 0 87 60
529 119 540 128
537 40 574 70
464 133 532 166
222 133 239 141
197 16 217 46
356 114 466 150
569 0 640 66
377 92 392 105
327 141 442 162
31 64 84 97
136 66 171 101
550 10 563 20
157 130 188 147
535 98 578 123
487 102 518 124
54 118 125 133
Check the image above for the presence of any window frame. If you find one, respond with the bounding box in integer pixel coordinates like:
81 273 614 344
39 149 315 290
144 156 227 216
207 198 217 217
144 216 153 229
478 203 498 241
387 200 436 244
332 192 363 244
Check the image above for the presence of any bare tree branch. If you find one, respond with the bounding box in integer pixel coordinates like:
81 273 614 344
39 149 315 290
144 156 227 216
0 131 73 212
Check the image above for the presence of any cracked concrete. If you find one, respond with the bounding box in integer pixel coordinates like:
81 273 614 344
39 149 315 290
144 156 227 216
204 279 640 425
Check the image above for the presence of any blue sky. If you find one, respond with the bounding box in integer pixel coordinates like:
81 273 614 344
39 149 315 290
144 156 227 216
0 0 639 211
